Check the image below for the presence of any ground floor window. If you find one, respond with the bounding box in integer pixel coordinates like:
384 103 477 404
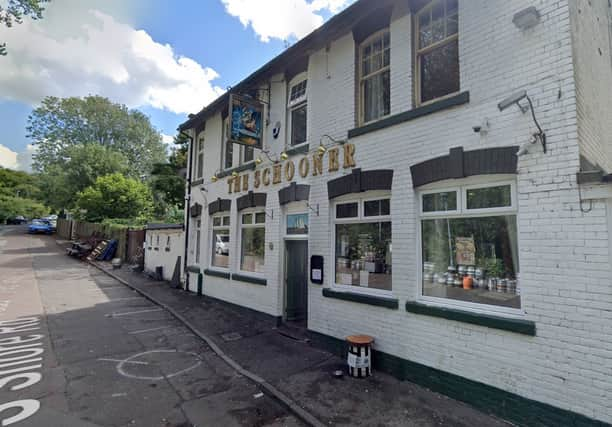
240 211 265 273
211 214 230 268
195 219 201 264
334 197 392 291
420 182 520 309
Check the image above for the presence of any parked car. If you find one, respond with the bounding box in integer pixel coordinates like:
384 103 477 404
43 216 57 230
28 219 54 234
215 234 230 255
7 216 27 225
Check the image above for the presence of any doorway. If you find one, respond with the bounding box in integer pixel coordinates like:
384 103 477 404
285 240 308 324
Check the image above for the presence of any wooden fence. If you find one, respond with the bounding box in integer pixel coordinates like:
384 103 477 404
56 218 145 262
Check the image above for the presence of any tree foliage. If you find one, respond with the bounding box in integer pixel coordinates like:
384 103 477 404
76 173 153 223
0 167 48 221
149 136 187 220
27 95 166 177
38 144 129 211
0 0 49 55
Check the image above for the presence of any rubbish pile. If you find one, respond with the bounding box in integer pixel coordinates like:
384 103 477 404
66 233 118 262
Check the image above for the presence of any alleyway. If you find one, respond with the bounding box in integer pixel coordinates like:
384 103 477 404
0 225 301 426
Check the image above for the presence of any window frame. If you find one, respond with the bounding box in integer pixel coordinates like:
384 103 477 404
416 177 523 317
209 212 231 271
358 28 391 126
287 75 308 148
238 208 266 276
331 192 393 297
414 0 460 107
194 218 202 264
222 116 234 170
196 136 205 179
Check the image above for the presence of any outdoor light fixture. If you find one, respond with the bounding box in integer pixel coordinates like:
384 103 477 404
231 171 239 178
280 152 289 161
255 157 263 165
317 144 327 154
211 176 218 183
512 7 540 30
498 90 547 154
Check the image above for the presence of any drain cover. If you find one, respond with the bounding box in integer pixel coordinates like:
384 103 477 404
221 332 243 342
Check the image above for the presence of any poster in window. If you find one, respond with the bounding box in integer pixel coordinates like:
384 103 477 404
228 94 263 149
455 236 476 266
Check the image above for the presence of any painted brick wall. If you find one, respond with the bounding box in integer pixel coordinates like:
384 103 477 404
305 1 612 423
569 0 612 173
144 229 183 281
184 0 612 422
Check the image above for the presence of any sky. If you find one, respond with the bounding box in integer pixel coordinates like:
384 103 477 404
0 0 354 171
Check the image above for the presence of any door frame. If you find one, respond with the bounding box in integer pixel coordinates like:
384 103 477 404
283 235 308 323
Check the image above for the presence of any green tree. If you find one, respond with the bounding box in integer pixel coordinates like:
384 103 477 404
26 95 166 177
38 144 129 211
149 135 187 219
76 173 153 222
0 0 49 55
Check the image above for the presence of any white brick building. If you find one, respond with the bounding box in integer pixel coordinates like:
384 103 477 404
178 1 612 424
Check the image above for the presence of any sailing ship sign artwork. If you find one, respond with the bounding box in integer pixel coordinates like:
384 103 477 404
228 94 263 149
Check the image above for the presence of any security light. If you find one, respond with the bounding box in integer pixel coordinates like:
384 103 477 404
498 90 528 112
513 7 540 30
498 90 547 154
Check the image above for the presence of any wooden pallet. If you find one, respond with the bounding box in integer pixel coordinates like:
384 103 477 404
86 240 108 261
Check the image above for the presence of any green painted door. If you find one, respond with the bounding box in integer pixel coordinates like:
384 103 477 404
285 240 308 322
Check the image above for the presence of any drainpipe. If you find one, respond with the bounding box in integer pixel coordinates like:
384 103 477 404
180 129 194 291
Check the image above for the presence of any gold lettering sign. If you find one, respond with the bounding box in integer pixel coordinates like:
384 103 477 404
226 143 357 194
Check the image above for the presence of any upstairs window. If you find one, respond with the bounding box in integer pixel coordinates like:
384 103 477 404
416 0 459 104
288 78 308 147
196 137 205 179
222 116 233 170
359 30 390 124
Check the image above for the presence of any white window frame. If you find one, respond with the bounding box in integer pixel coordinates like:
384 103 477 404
331 192 393 297
195 219 202 264
287 74 308 148
238 209 266 277
196 135 205 179
209 212 231 271
417 176 523 317
359 29 391 126
222 116 233 170
414 0 460 106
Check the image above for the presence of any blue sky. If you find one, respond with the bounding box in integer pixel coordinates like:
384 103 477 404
0 0 351 170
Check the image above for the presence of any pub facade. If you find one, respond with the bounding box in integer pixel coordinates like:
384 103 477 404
178 0 612 425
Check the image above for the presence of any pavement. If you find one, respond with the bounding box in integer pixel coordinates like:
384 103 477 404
82 240 510 426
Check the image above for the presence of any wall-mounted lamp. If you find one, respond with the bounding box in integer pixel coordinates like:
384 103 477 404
512 7 540 30
211 176 218 183
498 90 547 154
317 144 327 154
231 171 239 178
255 157 263 165
307 202 320 216
280 152 289 161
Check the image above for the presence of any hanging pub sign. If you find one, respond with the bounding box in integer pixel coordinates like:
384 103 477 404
228 94 263 149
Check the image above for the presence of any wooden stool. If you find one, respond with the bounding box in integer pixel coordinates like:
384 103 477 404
346 335 374 377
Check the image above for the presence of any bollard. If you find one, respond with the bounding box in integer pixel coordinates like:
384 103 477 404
346 335 374 378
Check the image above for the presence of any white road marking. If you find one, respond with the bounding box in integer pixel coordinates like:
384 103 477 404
116 350 202 381
128 326 173 335
98 358 149 365
107 308 162 317
107 297 142 302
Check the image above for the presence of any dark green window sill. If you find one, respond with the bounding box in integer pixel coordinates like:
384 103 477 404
348 91 470 139
405 301 536 336
186 265 201 274
204 268 230 279
285 144 309 156
322 288 398 309
216 162 257 179
191 178 204 187
232 273 267 286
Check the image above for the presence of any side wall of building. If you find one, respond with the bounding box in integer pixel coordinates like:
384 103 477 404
570 0 612 172
306 1 612 423
144 229 184 281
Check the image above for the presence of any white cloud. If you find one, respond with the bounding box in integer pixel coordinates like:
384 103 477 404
161 134 175 145
0 9 225 115
221 0 355 42
0 144 35 172
0 145 18 170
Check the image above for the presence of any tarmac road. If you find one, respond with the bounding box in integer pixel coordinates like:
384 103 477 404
0 225 302 427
